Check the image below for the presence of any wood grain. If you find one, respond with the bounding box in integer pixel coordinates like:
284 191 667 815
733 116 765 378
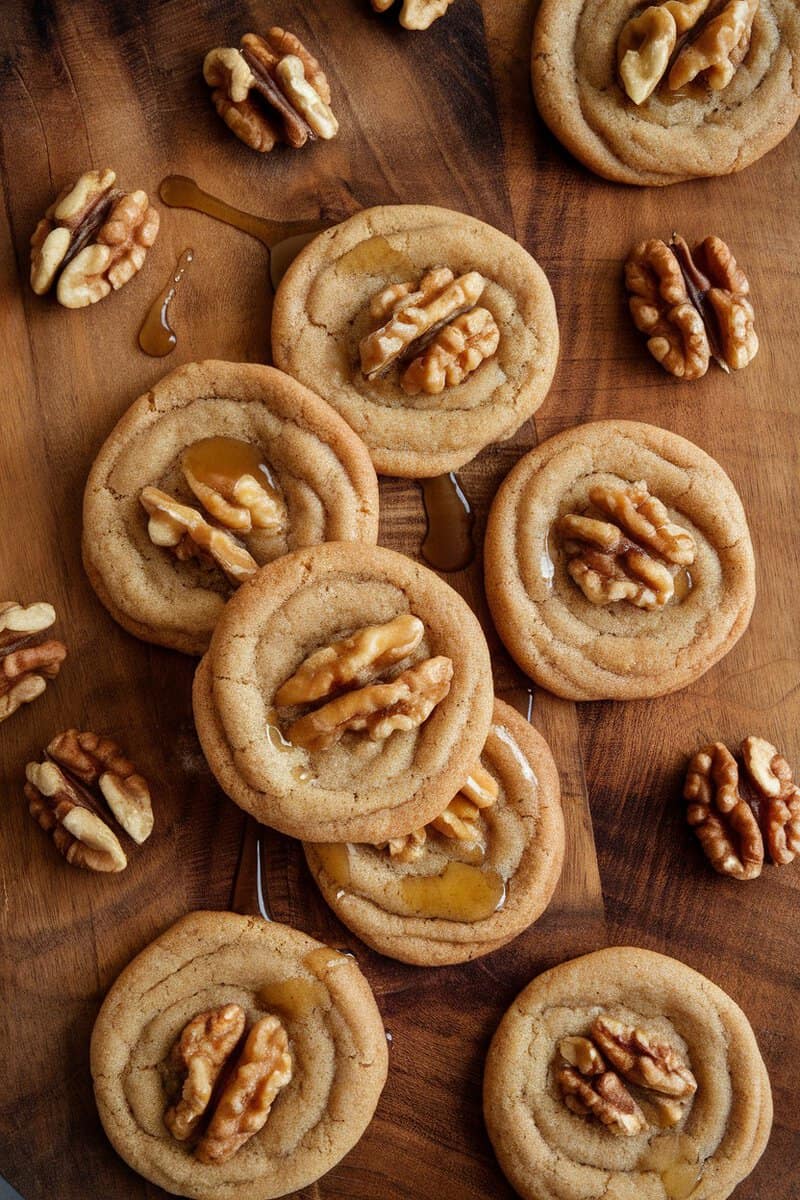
0 1 796 1198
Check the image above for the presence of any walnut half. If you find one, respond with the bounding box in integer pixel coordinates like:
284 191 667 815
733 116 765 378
384 758 500 860
204 28 338 153
371 0 457 29
0 600 67 725
557 479 696 610
625 232 757 380
30 169 159 308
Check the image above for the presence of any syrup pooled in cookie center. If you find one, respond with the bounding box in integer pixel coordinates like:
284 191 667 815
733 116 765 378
555 479 696 610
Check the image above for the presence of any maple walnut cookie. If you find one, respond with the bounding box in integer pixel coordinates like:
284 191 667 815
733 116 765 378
485 421 755 702
91 911 388 1200
532 0 800 186
304 700 565 966
192 542 494 843
483 948 772 1200
271 205 559 477
82 360 379 655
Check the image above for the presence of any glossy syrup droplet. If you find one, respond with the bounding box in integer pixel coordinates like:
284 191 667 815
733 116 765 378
138 248 194 357
420 472 475 572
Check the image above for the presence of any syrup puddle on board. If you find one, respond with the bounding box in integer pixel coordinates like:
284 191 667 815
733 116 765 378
419 472 475 572
138 247 193 357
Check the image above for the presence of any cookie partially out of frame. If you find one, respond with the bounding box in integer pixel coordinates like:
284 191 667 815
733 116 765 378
484 947 772 1200
484 420 755 701
83 360 379 655
271 205 559 477
532 0 800 185
193 542 494 843
304 700 565 966
91 911 388 1200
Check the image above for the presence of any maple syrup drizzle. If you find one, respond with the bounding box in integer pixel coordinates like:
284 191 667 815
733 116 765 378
313 843 505 923
138 247 194 357
420 473 475 572
502 688 535 722
638 1133 703 1199
255 829 272 922
182 436 280 504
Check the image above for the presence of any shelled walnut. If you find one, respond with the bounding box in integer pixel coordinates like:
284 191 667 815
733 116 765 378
685 736 800 877
625 232 757 379
165 1005 292 1165
204 28 338 153
556 1015 696 1136
140 487 259 586
617 0 758 105
359 268 498 394
0 601 67 724
24 728 154 872
273 616 453 753
30 168 159 308
140 435 285 586
370 0 457 30
556 479 696 610
386 761 499 860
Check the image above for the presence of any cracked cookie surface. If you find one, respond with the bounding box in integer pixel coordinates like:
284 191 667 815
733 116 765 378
304 699 565 965
91 910 388 1200
192 542 494 842
271 205 559 477
82 360 379 655
483 946 772 1200
484 421 755 701
532 0 800 185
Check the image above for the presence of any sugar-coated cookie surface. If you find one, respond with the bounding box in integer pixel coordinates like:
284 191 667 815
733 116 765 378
532 0 800 185
304 700 565 965
82 360 379 655
485 420 755 701
483 947 772 1200
91 911 388 1200
193 542 494 842
271 205 559 477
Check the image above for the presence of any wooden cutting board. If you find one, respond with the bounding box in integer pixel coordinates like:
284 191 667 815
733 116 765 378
0 1 797 1197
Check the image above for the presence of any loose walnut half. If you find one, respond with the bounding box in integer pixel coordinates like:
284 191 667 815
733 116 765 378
47 729 154 844
30 169 158 308
140 487 258 586
0 601 67 724
625 233 757 379
557 480 696 610
371 0 457 29
275 615 425 707
196 1015 292 1165
204 28 338 153
591 1016 697 1099
625 238 710 379
359 269 488 380
287 656 453 751
25 761 127 873
740 736 800 866
669 0 759 92
165 1005 247 1141
684 743 763 880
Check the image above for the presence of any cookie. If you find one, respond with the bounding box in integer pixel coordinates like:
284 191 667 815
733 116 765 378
303 700 564 966
82 360 379 655
271 205 559 477
484 420 755 701
193 542 494 842
91 911 388 1200
483 946 772 1200
532 0 800 186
